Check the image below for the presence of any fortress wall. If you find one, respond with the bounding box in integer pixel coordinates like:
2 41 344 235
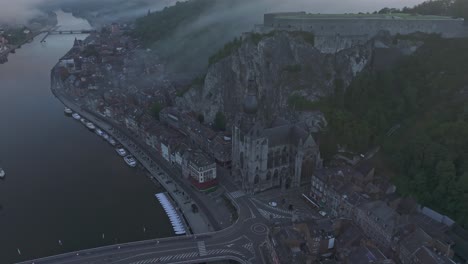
268 18 466 38
260 15 466 53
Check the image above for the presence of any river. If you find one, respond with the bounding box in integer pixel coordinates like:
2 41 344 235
0 11 173 264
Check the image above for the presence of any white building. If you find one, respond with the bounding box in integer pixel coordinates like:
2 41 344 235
188 151 217 191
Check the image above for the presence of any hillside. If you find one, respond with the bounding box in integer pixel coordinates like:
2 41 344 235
131 0 266 76
176 28 468 227
319 36 468 228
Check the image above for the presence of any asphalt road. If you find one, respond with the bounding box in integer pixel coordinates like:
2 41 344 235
18 194 277 264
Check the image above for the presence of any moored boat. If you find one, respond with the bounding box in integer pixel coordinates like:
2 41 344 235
64 107 73 115
72 113 81 120
0 168 5 179
124 155 137 167
116 148 127 157
95 129 104 137
86 122 96 130
108 138 117 146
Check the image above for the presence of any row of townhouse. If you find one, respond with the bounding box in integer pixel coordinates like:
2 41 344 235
159 107 232 167
309 166 460 264
115 106 218 192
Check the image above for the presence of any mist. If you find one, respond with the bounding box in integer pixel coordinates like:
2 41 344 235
146 0 425 76
0 0 425 25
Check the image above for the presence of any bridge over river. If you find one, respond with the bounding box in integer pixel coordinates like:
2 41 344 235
40 28 97 43
18 190 297 264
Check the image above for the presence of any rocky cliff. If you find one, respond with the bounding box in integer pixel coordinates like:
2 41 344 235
176 31 421 131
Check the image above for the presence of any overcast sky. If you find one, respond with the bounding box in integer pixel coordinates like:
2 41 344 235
0 0 426 24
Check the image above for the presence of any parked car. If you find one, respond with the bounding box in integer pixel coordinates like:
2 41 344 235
268 201 278 207
191 204 199 213
319 211 327 217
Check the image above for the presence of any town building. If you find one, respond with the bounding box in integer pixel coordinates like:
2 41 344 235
264 219 335 264
232 80 322 194
186 151 218 192
355 200 401 250
159 107 232 167
310 167 367 219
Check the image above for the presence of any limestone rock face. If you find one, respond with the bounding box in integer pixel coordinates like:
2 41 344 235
176 31 416 125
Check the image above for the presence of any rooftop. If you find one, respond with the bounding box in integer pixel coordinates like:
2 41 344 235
190 151 214 168
273 12 461 21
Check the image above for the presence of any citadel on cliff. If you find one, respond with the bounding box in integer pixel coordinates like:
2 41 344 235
232 12 467 194
257 12 467 53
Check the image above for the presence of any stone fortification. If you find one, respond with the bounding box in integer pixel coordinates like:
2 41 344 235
257 12 467 53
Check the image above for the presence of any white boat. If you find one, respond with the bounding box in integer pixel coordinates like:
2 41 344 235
0 168 5 179
72 113 81 120
116 148 127 157
102 133 109 140
108 138 117 146
86 122 96 130
124 155 137 167
95 129 104 137
64 107 73 114
80 118 86 125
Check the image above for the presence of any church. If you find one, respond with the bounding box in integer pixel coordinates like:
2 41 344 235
232 80 323 194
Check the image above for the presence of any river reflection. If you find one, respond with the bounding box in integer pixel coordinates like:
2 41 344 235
0 11 172 264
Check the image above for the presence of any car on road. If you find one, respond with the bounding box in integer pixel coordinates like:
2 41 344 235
268 201 277 207
191 204 199 213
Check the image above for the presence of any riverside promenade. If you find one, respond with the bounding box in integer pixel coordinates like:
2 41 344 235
51 83 214 235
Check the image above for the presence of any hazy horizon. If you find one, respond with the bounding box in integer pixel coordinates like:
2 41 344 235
0 0 425 25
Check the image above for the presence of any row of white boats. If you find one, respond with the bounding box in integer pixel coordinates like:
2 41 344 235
155 193 187 235
65 107 137 168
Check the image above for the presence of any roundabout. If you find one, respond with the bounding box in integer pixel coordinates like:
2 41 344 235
250 223 268 235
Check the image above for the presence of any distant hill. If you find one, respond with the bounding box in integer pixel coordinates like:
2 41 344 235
131 0 267 77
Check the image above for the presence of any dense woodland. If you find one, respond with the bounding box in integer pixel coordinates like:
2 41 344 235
380 0 468 19
132 0 215 46
316 36 468 227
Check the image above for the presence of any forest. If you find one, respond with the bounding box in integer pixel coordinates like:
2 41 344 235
318 36 468 227
380 0 468 19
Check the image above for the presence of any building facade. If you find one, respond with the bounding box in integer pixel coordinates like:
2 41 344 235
355 200 400 250
232 80 322 193
187 151 218 192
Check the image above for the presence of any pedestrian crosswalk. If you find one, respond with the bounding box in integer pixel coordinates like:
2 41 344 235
258 208 290 219
229 190 246 199
198 241 207 256
129 247 247 264
243 242 255 254
129 251 201 264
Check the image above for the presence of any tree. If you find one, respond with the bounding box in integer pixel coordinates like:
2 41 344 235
213 111 226 131
150 102 162 120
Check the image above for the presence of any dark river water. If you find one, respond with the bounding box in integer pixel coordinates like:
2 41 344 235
0 11 172 264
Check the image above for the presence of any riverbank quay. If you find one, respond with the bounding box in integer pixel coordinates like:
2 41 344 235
56 92 212 234
51 78 218 235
